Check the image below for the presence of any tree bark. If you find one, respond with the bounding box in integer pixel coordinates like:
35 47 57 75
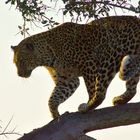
18 102 140 140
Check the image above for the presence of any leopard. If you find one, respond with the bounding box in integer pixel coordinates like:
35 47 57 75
11 16 140 119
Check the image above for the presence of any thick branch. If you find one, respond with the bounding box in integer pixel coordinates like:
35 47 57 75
18 102 140 140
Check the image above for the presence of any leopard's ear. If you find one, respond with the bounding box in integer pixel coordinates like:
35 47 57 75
26 43 34 51
11 45 17 51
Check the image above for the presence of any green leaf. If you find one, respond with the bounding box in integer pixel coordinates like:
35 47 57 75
5 0 11 4
18 26 22 29
41 20 48 24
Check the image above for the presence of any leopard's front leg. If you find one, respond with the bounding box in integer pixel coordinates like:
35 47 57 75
48 76 80 118
79 70 114 112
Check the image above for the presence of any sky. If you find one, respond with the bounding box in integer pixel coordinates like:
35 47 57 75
0 1 140 140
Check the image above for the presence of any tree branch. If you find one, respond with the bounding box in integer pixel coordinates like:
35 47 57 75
70 0 139 13
18 102 140 140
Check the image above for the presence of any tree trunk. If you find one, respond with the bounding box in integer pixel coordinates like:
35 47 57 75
18 102 140 140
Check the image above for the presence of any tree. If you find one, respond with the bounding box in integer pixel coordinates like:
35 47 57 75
17 103 140 140
4 0 140 140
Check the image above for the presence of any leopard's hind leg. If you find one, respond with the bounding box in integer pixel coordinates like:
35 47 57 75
113 73 139 105
113 54 140 105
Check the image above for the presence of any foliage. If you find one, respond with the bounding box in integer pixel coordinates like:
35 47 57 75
62 0 140 22
5 0 140 36
5 0 59 37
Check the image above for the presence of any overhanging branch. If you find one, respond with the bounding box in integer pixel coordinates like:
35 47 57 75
18 102 140 140
72 0 138 13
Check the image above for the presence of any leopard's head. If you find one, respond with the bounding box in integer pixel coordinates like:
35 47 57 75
11 40 39 78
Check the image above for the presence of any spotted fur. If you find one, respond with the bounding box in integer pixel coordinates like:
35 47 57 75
12 16 140 118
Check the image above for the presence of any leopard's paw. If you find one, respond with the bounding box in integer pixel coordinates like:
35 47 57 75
78 103 89 113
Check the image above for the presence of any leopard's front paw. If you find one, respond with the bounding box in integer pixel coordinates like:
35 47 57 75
51 111 60 119
78 103 89 113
